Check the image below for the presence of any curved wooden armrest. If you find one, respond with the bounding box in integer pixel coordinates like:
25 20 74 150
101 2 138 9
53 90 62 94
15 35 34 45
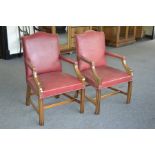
26 60 36 72
105 51 125 60
79 56 101 85
60 55 85 83
26 60 43 95
105 51 133 76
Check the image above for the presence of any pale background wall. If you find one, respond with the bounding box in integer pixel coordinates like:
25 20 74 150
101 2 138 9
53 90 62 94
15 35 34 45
143 26 154 35
7 26 34 54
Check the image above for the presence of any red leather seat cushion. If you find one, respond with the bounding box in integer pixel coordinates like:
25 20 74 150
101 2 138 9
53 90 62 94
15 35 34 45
28 72 84 99
82 65 132 88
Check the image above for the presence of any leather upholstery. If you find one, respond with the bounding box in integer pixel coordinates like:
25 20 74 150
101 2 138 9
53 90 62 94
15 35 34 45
28 72 84 99
22 32 62 80
76 30 132 89
76 30 106 71
22 32 84 99
82 65 132 89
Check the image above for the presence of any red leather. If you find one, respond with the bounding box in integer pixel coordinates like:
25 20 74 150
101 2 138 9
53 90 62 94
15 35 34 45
82 65 132 89
76 30 132 89
22 32 84 99
76 30 106 71
22 32 62 80
28 72 84 99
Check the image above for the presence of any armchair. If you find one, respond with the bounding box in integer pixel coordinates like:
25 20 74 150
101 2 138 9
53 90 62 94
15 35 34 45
22 32 85 126
75 30 133 114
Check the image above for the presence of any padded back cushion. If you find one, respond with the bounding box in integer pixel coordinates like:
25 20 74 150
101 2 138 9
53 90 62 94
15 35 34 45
22 32 62 79
76 30 106 71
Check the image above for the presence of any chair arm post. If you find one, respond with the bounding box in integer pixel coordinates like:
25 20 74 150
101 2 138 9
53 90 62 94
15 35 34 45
60 55 85 83
105 51 133 76
121 59 133 76
79 56 101 85
26 60 43 96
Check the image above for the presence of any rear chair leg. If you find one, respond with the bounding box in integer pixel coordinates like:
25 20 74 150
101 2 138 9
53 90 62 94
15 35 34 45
95 89 101 114
74 90 79 98
26 85 31 106
80 89 85 113
55 95 60 99
127 81 132 104
38 98 44 126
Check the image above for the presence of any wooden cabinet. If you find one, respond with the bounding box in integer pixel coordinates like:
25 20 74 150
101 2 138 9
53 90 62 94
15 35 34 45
37 26 92 53
102 26 136 47
135 26 144 39
68 26 92 48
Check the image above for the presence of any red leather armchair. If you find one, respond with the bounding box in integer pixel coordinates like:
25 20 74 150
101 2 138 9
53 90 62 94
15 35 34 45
22 32 85 126
75 30 133 114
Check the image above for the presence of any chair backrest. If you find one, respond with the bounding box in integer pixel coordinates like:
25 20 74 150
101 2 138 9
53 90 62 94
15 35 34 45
22 32 62 80
76 30 106 71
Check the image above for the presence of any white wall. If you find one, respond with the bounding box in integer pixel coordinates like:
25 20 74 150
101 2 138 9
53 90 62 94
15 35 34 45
7 26 20 54
7 26 34 55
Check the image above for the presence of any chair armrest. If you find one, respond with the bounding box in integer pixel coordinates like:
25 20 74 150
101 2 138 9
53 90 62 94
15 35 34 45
25 60 43 94
79 56 101 85
26 59 36 72
79 55 95 66
105 51 125 60
105 51 133 76
60 55 77 65
60 55 85 83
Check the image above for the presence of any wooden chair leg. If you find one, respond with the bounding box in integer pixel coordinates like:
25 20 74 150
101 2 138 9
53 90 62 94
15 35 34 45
95 89 101 114
80 89 85 113
38 98 44 126
127 81 132 104
74 90 79 98
26 85 31 106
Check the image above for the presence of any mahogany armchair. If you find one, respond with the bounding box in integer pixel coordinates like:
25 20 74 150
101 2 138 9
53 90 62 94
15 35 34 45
22 32 85 126
75 30 133 114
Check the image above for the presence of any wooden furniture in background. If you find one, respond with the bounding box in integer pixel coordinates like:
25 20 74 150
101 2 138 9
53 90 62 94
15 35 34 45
92 26 102 31
68 26 92 48
136 26 144 39
102 26 136 47
37 26 92 53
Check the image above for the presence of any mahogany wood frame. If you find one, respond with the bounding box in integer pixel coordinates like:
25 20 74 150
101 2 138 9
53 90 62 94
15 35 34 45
26 56 85 126
78 51 133 114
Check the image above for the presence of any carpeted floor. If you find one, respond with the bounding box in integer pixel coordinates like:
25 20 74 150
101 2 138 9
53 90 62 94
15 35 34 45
0 39 155 129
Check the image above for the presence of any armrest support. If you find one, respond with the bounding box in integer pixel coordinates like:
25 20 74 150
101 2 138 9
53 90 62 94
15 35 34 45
105 51 133 76
25 60 43 95
60 55 85 83
79 56 101 85
79 55 95 66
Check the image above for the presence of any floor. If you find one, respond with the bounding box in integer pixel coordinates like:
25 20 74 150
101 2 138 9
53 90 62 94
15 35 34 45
0 39 155 128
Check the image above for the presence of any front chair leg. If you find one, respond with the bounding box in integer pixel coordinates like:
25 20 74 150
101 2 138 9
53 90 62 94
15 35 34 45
38 98 44 126
26 85 31 106
127 81 132 104
95 89 101 114
80 89 85 113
